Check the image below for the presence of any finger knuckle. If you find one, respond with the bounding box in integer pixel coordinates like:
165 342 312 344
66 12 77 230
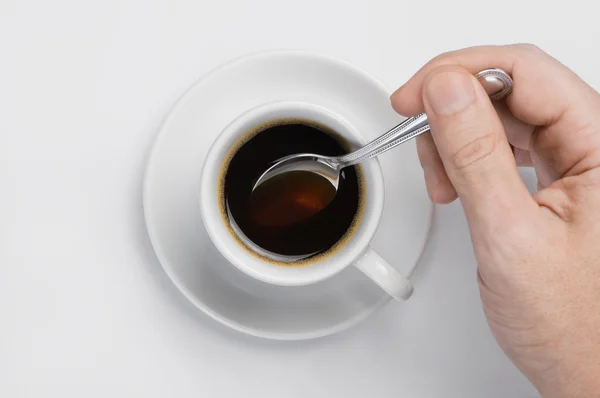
533 183 576 222
430 51 460 69
450 131 497 170
510 43 542 54
560 170 600 210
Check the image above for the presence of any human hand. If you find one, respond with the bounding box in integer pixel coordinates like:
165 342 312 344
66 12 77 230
391 44 600 397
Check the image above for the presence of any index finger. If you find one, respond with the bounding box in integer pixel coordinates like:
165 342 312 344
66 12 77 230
390 44 594 127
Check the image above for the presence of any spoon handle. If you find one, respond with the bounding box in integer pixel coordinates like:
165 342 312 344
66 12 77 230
335 68 513 169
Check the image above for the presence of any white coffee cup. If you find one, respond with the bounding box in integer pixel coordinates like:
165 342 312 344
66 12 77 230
200 101 413 301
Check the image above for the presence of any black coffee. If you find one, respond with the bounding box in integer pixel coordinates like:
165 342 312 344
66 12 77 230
222 120 362 260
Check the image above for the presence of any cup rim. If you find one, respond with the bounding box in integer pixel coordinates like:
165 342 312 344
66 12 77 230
199 100 385 286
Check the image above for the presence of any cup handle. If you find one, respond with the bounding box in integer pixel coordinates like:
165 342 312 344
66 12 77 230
353 247 413 301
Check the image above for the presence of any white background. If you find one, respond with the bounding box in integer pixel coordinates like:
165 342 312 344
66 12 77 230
1 0 599 397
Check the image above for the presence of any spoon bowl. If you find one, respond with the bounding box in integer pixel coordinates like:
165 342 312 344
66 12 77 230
253 153 343 191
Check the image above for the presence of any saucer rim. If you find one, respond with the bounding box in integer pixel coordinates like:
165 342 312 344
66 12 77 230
143 49 434 340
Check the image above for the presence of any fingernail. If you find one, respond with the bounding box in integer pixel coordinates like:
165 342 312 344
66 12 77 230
425 72 475 116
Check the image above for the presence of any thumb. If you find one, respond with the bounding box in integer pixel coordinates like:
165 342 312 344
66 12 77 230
422 66 535 228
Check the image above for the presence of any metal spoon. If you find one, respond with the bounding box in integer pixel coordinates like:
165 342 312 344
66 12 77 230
253 68 513 192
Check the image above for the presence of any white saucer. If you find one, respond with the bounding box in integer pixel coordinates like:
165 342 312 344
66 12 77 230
143 51 433 340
